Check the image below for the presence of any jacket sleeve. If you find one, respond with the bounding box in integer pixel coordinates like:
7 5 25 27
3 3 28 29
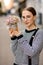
10 36 18 55
20 29 43 57
10 34 23 55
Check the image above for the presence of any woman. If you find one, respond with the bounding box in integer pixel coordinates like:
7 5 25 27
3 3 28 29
9 7 43 65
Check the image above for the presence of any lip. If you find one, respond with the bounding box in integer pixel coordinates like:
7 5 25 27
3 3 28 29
25 22 29 24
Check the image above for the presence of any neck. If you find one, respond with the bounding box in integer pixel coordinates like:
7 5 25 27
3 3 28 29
26 24 37 30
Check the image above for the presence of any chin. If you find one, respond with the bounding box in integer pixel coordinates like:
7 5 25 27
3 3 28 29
26 24 31 27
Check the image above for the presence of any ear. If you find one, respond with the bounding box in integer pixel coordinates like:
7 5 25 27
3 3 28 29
34 15 36 21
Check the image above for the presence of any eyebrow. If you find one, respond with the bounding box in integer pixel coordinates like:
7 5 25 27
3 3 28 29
22 15 31 17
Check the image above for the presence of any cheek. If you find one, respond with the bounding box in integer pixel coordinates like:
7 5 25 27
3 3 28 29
29 17 33 20
28 17 34 23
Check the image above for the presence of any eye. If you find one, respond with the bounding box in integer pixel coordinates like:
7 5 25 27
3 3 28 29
26 15 30 18
22 16 25 19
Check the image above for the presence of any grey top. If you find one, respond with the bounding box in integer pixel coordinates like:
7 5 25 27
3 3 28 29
10 28 43 65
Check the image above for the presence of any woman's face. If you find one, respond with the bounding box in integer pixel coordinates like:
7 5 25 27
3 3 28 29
22 10 36 27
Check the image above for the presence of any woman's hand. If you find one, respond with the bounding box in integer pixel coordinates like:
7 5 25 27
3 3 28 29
8 28 21 37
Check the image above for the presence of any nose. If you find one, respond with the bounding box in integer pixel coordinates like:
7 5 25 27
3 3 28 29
24 18 27 22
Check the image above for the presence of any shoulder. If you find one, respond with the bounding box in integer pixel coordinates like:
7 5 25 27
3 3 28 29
35 28 43 38
33 28 43 42
36 28 43 35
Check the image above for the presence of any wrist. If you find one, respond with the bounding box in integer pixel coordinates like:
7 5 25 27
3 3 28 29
11 36 17 40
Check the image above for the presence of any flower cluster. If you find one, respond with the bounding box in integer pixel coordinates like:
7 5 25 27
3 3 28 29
6 15 19 25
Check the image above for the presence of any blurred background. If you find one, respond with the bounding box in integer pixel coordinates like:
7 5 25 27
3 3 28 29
0 0 43 65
